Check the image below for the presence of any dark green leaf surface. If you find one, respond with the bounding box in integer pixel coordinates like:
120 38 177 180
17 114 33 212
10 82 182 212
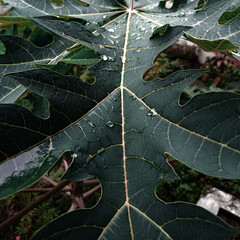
4 0 240 49
0 33 73 109
0 34 73 78
0 1 239 239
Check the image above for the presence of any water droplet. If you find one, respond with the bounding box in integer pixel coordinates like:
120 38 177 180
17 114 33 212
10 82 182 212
103 15 107 19
147 111 153 116
86 120 95 127
102 55 108 61
152 108 158 116
109 39 114 45
108 28 114 33
73 153 78 158
108 56 115 62
139 27 146 32
185 18 188 21
179 11 185 17
147 108 158 117
93 129 96 133
106 121 115 128
129 96 136 101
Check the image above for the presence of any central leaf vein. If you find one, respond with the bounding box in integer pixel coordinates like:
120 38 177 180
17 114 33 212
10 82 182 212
121 8 134 239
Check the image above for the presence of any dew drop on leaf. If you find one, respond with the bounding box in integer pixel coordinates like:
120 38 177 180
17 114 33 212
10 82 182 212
106 121 115 128
86 120 95 127
102 55 108 61
147 108 158 117
129 96 136 101
108 56 115 62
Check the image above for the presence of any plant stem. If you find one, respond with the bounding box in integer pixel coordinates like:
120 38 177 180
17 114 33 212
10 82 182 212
131 0 134 10
80 179 99 187
0 180 70 231
83 185 101 200
42 175 58 186
19 187 72 193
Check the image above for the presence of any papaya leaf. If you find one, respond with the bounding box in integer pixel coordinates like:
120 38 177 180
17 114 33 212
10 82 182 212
0 1 239 239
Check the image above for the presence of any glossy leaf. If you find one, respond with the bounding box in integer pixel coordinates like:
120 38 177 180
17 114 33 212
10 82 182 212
0 32 73 111
0 1 239 239
3 0 240 50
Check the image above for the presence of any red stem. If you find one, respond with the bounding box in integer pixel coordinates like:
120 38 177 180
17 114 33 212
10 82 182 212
131 0 134 10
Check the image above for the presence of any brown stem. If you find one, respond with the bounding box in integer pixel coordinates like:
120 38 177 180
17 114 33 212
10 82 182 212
80 179 99 187
0 180 70 231
42 175 58 186
19 187 72 193
75 195 86 208
71 182 86 208
83 185 101 200
131 0 134 10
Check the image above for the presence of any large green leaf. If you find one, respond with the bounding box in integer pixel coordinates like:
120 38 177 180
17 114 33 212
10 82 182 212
3 0 240 50
0 1 239 239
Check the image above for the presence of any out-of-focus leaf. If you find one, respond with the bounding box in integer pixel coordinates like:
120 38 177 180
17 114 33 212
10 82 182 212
0 40 6 55
218 5 240 25
185 34 239 52
0 16 29 27
15 91 50 119
60 45 100 65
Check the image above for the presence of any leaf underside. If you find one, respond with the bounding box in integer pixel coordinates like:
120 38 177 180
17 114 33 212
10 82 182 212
0 1 239 239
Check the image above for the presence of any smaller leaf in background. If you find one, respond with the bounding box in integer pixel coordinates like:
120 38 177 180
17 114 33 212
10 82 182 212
51 0 64 7
194 0 207 12
60 45 100 65
0 40 6 55
4 23 18 35
0 16 29 27
15 91 50 119
185 34 239 53
218 5 240 25
151 24 170 39
36 63 74 76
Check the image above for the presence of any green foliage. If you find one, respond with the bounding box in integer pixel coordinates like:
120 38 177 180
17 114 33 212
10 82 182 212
157 161 240 203
0 0 240 239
